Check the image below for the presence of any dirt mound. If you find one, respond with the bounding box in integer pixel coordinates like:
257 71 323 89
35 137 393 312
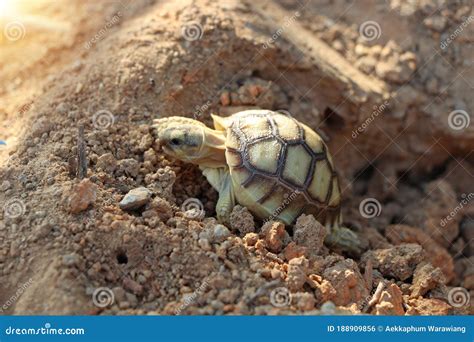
0 0 472 315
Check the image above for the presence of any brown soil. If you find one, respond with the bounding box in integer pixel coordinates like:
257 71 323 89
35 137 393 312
0 0 473 315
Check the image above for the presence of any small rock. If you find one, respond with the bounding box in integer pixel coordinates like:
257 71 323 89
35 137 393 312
118 158 140 178
410 262 445 298
286 256 309 292
313 279 337 304
261 221 289 253
356 56 377 74
1 180 11 191
405 298 451 315
320 301 337 314
354 44 369 56
198 238 211 251
96 153 117 173
292 292 316 311
294 214 327 256
126 292 138 306
322 259 369 306
423 16 447 32
149 198 174 221
229 205 255 235
283 242 308 261
123 277 143 295
375 59 412 84
372 283 405 315
386 225 454 282
212 224 231 243
243 233 258 246
62 253 81 267
119 187 152 211
56 102 68 114
143 148 157 164
112 287 126 303
66 179 97 214
361 243 424 281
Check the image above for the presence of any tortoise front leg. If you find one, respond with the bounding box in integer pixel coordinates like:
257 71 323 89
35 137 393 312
201 167 235 225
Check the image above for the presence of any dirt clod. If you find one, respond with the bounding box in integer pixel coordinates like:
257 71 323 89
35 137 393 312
322 259 369 307
293 214 327 256
410 262 446 298
230 205 255 235
361 244 424 281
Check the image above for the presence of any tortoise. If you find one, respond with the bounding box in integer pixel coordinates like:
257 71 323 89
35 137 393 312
153 110 360 253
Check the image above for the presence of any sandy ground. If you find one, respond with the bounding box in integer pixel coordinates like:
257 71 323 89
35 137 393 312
0 0 473 315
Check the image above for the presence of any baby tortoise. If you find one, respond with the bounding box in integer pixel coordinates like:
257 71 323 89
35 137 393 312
153 110 361 254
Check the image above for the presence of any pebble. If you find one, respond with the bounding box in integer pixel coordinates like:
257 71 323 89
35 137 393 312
261 221 288 253
243 233 258 246
212 224 231 243
198 238 212 251
423 16 447 32
1 180 11 191
62 253 81 266
96 153 117 173
118 158 140 178
67 179 97 214
119 187 152 211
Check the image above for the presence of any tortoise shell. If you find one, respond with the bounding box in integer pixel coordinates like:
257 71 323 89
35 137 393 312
217 110 341 227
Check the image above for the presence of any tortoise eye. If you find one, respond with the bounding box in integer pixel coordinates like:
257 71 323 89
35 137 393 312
170 138 181 146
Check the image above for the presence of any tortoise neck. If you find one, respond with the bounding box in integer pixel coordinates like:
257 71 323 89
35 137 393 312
197 127 227 168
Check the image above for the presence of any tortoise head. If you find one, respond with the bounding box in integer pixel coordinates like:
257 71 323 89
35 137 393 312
159 124 205 162
153 117 227 167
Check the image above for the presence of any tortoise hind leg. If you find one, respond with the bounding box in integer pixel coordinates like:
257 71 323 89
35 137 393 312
323 212 366 257
201 167 235 225
325 225 365 257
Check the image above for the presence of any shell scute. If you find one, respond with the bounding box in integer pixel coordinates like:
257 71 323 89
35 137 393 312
281 144 312 187
247 139 282 174
308 159 332 203
224 110 340 226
